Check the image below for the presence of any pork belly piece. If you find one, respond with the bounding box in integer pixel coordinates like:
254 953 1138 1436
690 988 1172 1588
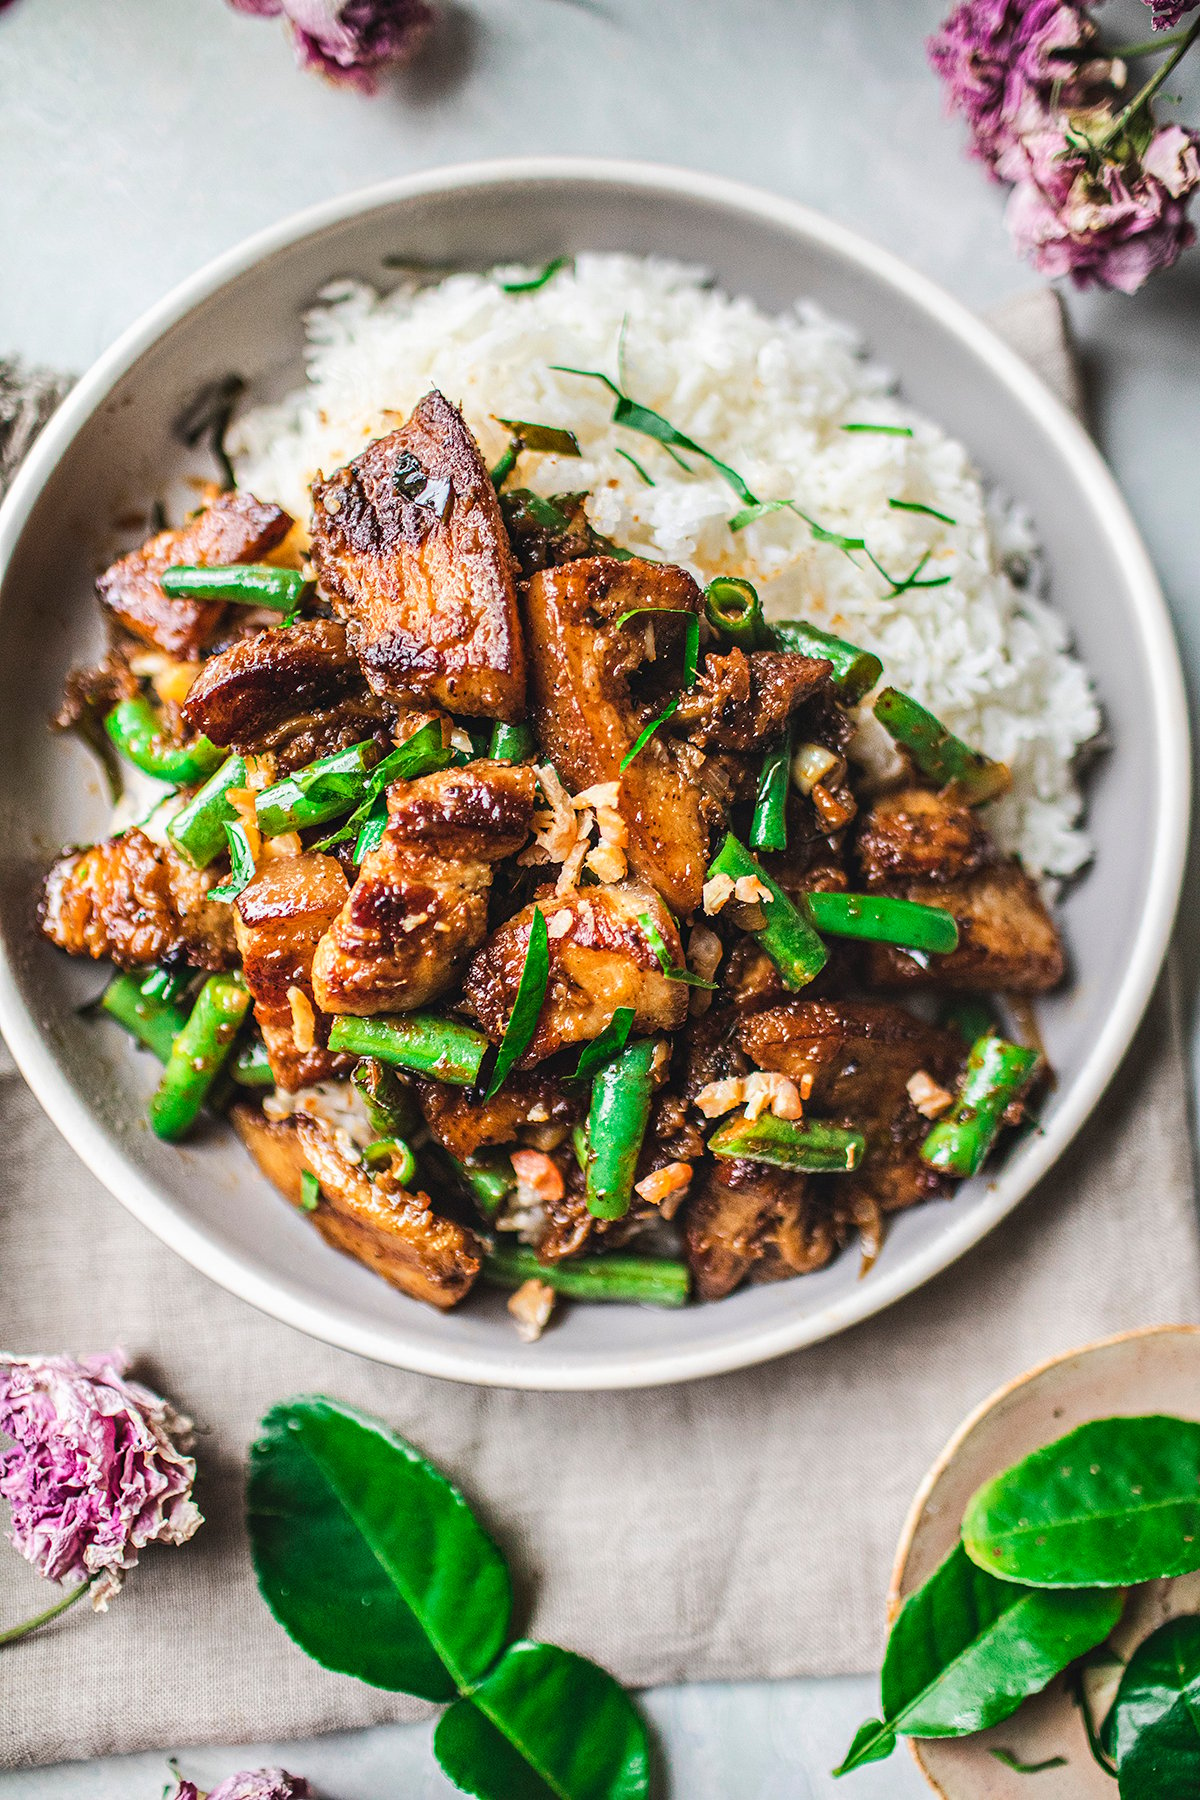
182 620 386 771
310 391 526 720
417 1074 580 1162
856 786 992 887
524 556 711 916
311 760 536 1017
685 1158 836 1300
864 863 1065 993
739 999 962 1213
40 828 236 970
231 1104 481 1309
233 852 353 1090
673 649 831 752
463 880 688 1064
97 491 293 658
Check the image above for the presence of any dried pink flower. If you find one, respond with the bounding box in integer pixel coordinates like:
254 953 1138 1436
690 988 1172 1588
0 1351 201 1609
170 1773 314 1800
227 0 434 92
1142 0 1199 28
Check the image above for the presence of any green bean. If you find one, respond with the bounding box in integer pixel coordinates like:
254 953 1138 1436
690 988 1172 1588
167 754 248 869
706 833 827 990
483 1244 690 1307
149 973 251 1141
804 890 959 954
255 741 376 838
771 620 882 702
708 1113 865 1173
420 1143 515 1219
350 1057 419 1137
703 576 769 649
873 687 1011 803
100 972 188 1063
231 1034 274 1087
328 1013 488 1086
104 696 224 787
750 725 793 852
488 720 536 763
140 965 194 1004
585 1037 657 1220
362 1138 418 1185
161 564 308 611
942 997 996 1047
919 1034 1040 1177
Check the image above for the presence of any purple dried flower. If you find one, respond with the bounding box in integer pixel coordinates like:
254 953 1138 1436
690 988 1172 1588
1005 118 1200 290
1142 0 1199 29
228 0 434 92
169 1773 314 1800
0 1351 201 1609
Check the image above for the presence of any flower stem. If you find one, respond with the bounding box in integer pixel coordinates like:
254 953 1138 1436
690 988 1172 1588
0 1577 93 1647
1096 14 1200 150
1108 28 1193 58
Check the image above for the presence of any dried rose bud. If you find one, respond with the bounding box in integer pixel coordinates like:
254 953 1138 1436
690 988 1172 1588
0 1351 201 1610
227 0 434 92
1141 0 1198 28
171 1774 315 1800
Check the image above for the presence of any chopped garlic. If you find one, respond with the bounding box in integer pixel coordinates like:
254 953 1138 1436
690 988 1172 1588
261 830 303 861
703 873 735 914
508 1278 556 1343
573 780 620 813
585 840 627 884
695 1071 803 1122
634 1161 693 1213
907 1069 954 1119
547 908 574 940
734 873 772 905
791 741 841 796
287 986 316 1053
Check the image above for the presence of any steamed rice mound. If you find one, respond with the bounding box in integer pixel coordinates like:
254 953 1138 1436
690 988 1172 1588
230 253 1100 880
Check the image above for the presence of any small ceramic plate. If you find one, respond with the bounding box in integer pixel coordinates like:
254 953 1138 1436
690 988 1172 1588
0 161 1188 1387
891 1324 1200 1798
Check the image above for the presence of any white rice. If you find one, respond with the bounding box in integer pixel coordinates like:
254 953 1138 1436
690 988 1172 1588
231 254 1101 879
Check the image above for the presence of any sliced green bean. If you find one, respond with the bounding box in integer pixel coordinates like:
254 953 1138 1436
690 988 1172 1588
771 620 882 702
362 1137 418 1185
167 754 247 869
328 1013 488 1086
920 1035 1040 1177
703 576 769 650
350 1057 419 1137
805 890 959 954
140 965 194 1004
161 564 308 611
874 687 1010 803
488 720 536 763
585 1037 657 1220
100 971 188 1063
708 1113 865 1173
421 1143 515 1219
484 1244 690 1307
706 833 827 991
942 997 996 1047
750 725 793 852
231 1033 274 1087
104 696 223 787
149 973 251 1141
255 741 376 838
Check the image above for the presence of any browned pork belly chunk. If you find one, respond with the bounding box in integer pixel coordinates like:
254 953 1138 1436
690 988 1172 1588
97 491 293 657
463 880 688 1064
181 620 386 770
40 828 236 970
417 1074 581 1162
685 1158 836 1300
674 648 832 751
231 1105 481 1309
863 863 1065 993
855 786 992 887
739 998 962 1214
524 556 711 917
233 852 353 1090
310 391 526 720
311 760 536 1016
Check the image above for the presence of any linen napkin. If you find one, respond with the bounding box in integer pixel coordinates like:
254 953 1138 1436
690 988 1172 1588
2 292 1197 1769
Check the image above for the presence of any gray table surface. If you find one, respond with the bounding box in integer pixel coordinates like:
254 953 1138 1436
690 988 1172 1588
1 0 1198 1794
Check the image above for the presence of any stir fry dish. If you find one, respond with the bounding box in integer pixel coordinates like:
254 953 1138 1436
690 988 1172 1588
39 389 1065 1336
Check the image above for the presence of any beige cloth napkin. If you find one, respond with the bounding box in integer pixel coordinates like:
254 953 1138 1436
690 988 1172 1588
2 293 1197 1770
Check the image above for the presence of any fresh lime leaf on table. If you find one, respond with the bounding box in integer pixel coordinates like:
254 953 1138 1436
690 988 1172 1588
963 1416 1200 1588
434 1640 651 1800
834 1543 1122 1774
1110 1615 1200 1799
246 1396 511 1701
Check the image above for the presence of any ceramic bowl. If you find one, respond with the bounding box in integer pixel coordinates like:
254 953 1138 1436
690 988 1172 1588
0 160 1187 1388
891 1324 1200 1797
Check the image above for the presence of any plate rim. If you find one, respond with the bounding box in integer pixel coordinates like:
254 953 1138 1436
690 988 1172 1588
0 155 1189 1390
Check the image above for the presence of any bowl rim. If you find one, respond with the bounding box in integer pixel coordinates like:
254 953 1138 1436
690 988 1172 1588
0 155 1189 1390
